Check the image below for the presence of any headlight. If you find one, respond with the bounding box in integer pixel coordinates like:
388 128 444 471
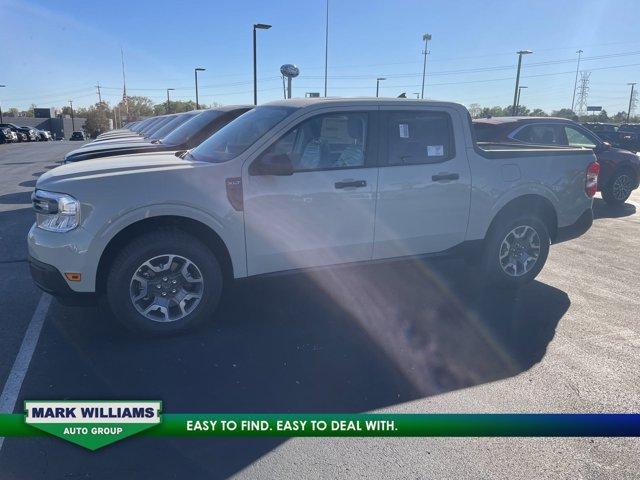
32 190 80 232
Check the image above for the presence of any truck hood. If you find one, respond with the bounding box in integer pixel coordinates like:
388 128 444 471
37 152 195 191
68 139 156 156
88 135 147 145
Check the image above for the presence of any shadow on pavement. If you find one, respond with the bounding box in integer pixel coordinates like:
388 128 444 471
0 207 33 261
2 257 570 479
0 191 31 205
593 197 636 219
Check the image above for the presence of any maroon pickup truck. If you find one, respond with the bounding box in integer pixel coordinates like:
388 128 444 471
474 117 640 205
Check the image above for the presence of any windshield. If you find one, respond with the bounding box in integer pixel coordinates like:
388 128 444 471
149 112 199 140
190 106 296 163
162 109 223 146
143 116 175 136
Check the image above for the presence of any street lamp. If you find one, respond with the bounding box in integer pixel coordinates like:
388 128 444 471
166 88 175 114
420 33 432 99
0 85 5 123
376 77 386 98
194 67 205 110
69 100 75 132
516 85 528 114
253 23 272 106
512 50 532 115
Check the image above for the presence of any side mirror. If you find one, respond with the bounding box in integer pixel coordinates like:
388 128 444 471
602 141 611 149
250 153 294 176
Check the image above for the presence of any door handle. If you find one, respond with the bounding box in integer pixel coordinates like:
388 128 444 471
431 173 459 182
335 180 367 189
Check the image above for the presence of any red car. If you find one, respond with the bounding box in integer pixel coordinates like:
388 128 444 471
474 117 640 205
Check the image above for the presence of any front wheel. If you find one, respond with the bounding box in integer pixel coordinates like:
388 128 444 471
106 229 223 335
602 169 636 205
481 215 550 289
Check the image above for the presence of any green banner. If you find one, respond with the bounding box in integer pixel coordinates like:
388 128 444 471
1 410 638 450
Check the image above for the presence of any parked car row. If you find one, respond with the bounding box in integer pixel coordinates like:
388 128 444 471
0 123 53 143
63 106 252 163
582 122 640 152
475 117 640 205
30 98 601 334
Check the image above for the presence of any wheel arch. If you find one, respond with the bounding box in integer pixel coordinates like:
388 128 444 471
96 215 234 295
486 194 558 243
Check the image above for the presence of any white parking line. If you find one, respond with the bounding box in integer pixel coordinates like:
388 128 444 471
0 293 52 451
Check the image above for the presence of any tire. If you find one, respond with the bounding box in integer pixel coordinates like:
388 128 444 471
481 214 550 289
601 168 636 206
105 229 223 335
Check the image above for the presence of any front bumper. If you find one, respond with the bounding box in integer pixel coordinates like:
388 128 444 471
555 208 593 244
29 256 96 306
27 223 98 293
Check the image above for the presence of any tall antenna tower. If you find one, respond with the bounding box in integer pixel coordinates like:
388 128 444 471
575 71 590 117
628 83 638 120
121 47 129 117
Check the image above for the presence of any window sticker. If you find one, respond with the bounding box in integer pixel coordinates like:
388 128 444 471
399 123 410 138
427 145 444 156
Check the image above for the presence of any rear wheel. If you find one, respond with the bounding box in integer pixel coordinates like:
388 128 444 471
106 229 223 334
602 169 636 205
481 214 550 289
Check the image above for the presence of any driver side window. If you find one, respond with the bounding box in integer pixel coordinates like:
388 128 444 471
261 112 368 172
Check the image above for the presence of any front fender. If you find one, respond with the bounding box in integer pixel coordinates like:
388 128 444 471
90 202 246 283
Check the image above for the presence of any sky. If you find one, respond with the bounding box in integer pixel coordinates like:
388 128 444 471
0 0 638 115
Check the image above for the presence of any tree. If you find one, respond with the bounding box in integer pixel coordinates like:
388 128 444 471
529 108 548 117
611 111 627 123
7 107 19 117
551 108 578 121
467 103 482 118
153 100 198 116
83 102 112 138
117 96 154 121
511 105 530 116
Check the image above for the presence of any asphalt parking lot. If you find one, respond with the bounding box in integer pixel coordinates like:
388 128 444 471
0 141 639 479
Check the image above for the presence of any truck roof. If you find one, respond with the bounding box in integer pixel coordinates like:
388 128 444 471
473 116 574 124
261 97 465 109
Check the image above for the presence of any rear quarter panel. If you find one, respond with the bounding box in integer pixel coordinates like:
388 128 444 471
465 148 596 240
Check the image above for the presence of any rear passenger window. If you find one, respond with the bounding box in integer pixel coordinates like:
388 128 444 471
513 125 565 145
386 111 454 165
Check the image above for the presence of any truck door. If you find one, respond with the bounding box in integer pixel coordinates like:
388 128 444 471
373 107 472 259
243 108 379 276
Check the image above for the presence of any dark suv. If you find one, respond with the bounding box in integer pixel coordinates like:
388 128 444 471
474 117 640 205
582 122 619 145
70 131 86 141
618 124 640 152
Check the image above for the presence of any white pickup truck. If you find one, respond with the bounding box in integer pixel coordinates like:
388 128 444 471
28 98 598 333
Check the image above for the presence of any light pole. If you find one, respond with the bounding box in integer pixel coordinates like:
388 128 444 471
512 50 532 115
516 85 528 114
253 23 272 105
376 77 386 98
166 88 175 114
324 0 329 97
194 67 205 109
628 83 637 122
69 100 75 132
420 33 431 99
571 49 583 112
0 85 5 123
